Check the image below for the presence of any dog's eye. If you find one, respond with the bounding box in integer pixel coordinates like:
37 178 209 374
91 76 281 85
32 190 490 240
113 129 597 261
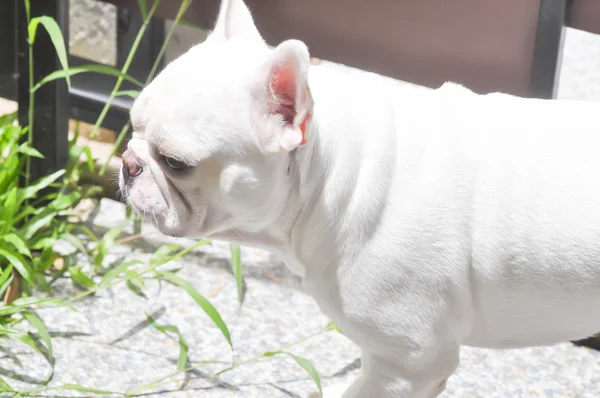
163 156 187 170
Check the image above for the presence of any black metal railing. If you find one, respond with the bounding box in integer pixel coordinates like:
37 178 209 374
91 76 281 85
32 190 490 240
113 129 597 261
0 0 164 181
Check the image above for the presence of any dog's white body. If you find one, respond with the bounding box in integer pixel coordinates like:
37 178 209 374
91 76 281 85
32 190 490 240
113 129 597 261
119 1 600 396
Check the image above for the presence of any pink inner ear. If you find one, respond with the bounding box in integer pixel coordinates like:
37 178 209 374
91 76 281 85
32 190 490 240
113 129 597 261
270 62 297 125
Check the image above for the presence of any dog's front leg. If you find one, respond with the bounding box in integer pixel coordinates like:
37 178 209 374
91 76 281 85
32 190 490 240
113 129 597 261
314 344 459 398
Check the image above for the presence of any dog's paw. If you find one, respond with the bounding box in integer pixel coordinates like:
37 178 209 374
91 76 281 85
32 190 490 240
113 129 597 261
307 381 349 398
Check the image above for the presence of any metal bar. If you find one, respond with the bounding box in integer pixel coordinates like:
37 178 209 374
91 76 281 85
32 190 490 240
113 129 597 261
16 0 70 180
529 0 571 99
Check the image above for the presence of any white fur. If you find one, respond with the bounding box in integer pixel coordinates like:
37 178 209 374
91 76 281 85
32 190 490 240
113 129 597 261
119 1 600 396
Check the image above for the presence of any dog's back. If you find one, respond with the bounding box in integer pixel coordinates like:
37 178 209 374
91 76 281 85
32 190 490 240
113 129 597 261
385 83 600 348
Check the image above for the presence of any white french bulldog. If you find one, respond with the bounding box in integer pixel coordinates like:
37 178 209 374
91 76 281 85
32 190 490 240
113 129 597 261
119 0 600 397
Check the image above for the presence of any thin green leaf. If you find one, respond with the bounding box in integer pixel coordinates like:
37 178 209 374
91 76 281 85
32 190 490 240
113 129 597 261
33 65 144 92
30 16 71 88
102 225 123 246
178 334 190 372
94 225 124 269
137 0 148 19
2 187 18 220
2 233 32 258
31 237 56 250
99 260 142 287
114 90 140 99
262 350 280 357
82 145 96 172
0 248 34 285
52 384 115 395
17 143 44 158
0 376 13 392
22 211 56 240
0 264 14 290
21 169 65 201
51 190 81 210
28 17 40 43
69 266 96 289
155 239 212 266
67 143 96 174
125 270 146 298
0 110 18 127
0 325 39 354
160 271 233 349
150 244 181 266
229 243 245 307
147 315 189 372
324 320 343 334
0 297 74 317
288 353 322 395
0 273 13 297
60 233 88 255
75 225 99 242
22 311 53 360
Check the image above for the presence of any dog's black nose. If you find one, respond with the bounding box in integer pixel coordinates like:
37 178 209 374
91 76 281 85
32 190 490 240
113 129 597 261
122 150 143 183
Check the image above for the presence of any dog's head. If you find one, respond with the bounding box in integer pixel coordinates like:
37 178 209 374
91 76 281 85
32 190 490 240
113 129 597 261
119 0 314 239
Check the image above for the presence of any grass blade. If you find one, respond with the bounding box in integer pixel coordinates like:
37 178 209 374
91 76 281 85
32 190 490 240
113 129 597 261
22 210 56 240
22 311 53 361
0 248 34 285
90 0 162 139
229 243 246 308
288 353 322 396
60 384 116 394
1 234 32 258
2 188 18 221
69 266 96 289
0 264 14 290
147 315 189 372
0 376 13 392
150 244 181 266
21 169 65 201
137 0 148 19
60 233 88 255
324 320 343 334
30 16 71 88
114 90 140 98
0 325 40 355
98 260 142 287
125 270 146 298
33 65 144 92
17 143 44 158
160 271 232 349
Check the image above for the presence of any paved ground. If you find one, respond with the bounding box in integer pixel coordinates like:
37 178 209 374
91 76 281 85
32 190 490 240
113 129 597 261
2 197 600 398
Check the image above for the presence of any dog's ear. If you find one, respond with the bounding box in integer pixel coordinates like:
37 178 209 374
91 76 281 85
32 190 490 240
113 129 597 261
251 40 314 153
211 0 262 42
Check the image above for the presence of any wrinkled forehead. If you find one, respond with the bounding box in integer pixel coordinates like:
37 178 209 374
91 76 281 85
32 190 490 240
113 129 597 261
130 103 214 164
128 39 267 161
129 86 245 164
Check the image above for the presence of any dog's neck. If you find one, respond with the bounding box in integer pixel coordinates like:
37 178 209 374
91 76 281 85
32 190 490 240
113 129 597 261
216 65 415 279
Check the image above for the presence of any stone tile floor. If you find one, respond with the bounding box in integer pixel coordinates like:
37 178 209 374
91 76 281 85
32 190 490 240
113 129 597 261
1 198 600 397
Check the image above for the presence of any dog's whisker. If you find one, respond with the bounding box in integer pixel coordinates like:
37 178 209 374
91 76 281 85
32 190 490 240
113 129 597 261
232 228 246 242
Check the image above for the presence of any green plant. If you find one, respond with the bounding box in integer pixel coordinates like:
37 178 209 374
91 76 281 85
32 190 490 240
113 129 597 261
0 0 333 395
